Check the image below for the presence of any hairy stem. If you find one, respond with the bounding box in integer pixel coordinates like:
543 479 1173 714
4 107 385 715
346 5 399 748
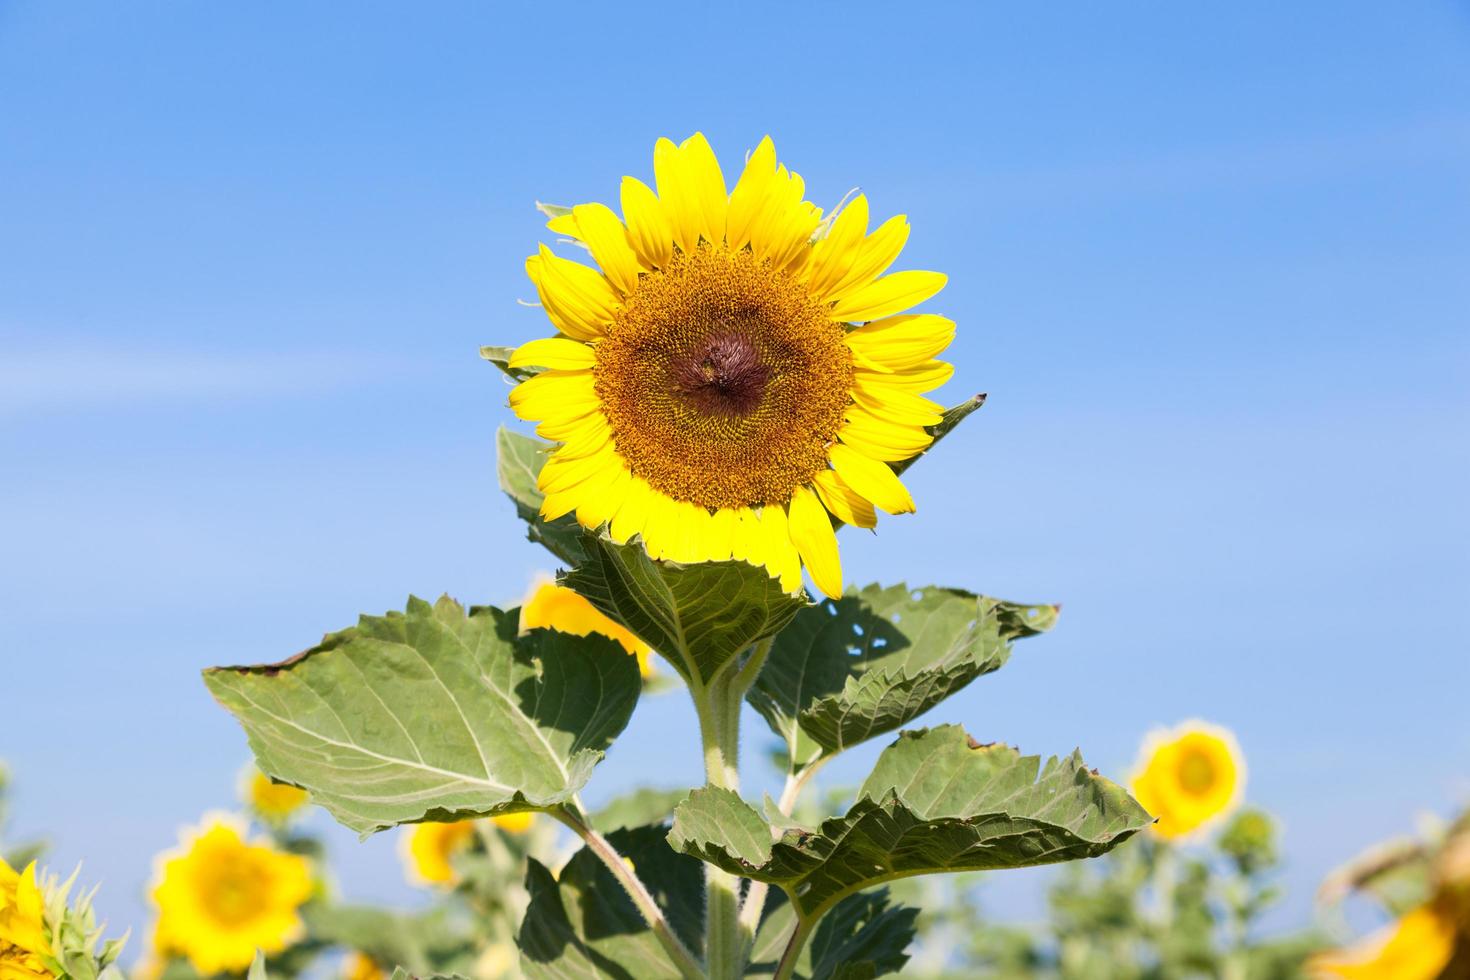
550 806 705 980
771 908 816 980
694 667 749 980
736 760 826 944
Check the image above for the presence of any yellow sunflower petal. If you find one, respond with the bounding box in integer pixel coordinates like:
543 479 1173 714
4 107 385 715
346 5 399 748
758 504 803 593
730 507 763 565
639 492 680 560
570 202 642 295
553 414 613 460
726 135 777 252
855 358 954 392
851 377 944 426
788 485 843 598
656 135 730 253
829 443 916 515
846 314 957 370
526 245 619 341
545 212 580 239
621 176 674 269
1308 902 1458 979
508 368 599 422
758 167 823 272
827 214 911 303
704 507 737 562
679 132 728 247
608 476 656 544
813 469 877 529
575 461 632 529
806 195 869 299
839 406 934 461
830 269 947 323
508 337 597 371
540 442 618 494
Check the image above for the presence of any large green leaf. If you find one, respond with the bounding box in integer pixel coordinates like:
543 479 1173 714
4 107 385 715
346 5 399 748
203 596 641 835
670 725 1150 918
563 533 808 687
750 889 917 980
748 584 1057 773
517 825 704 980
497 427 587 565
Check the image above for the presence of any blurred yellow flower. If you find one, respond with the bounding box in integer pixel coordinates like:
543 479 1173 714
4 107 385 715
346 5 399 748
151 815 314 975
1308 900 1458 979
243 766 310 823
342 951 385 980
401 815 534 887
520 578 655 678
1130 720 1244 840
0 857 53 980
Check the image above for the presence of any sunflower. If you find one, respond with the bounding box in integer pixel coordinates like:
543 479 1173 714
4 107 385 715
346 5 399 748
1308 900 1459 979
0 858 52 980
1130 720 1245 840
341 952 385 980
151 815 314 975
520 576 655 678
401 815 534 887
243 766 310 824
508 133 953 598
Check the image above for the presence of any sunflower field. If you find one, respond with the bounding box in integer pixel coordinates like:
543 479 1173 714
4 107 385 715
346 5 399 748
5 129 1467 980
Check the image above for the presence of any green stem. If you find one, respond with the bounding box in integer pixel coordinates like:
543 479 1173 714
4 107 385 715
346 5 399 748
771 909 815 980
550 806 705 980
694 664 751 980
736 760 826 944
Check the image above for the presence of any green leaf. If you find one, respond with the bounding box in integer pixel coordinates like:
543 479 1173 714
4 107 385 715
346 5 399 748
203 596 641 835
517 825 704 980
591 788 692 835
670 725 1149 918
751 888 917 980
497 427 587 565
246 952 268 980
303 905 476 977
748 584 1057 773
892 394 986 478
562 533 808 687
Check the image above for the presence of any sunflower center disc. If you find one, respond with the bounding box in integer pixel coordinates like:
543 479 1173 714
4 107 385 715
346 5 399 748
594 243 853 511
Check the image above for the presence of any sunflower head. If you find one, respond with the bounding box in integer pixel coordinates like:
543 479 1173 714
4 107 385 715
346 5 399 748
401 815 536 888
520 577 655 678
0 858 53 980
1129 720 1245 840
508 133 955 598
151 815 314 975
242 766 310 824
342 951 385 980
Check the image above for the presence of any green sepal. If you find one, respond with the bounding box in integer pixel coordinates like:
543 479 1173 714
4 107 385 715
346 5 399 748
562 532 807 687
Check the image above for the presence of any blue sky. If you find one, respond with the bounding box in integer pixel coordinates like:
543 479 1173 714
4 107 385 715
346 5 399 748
2 0 1467 950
